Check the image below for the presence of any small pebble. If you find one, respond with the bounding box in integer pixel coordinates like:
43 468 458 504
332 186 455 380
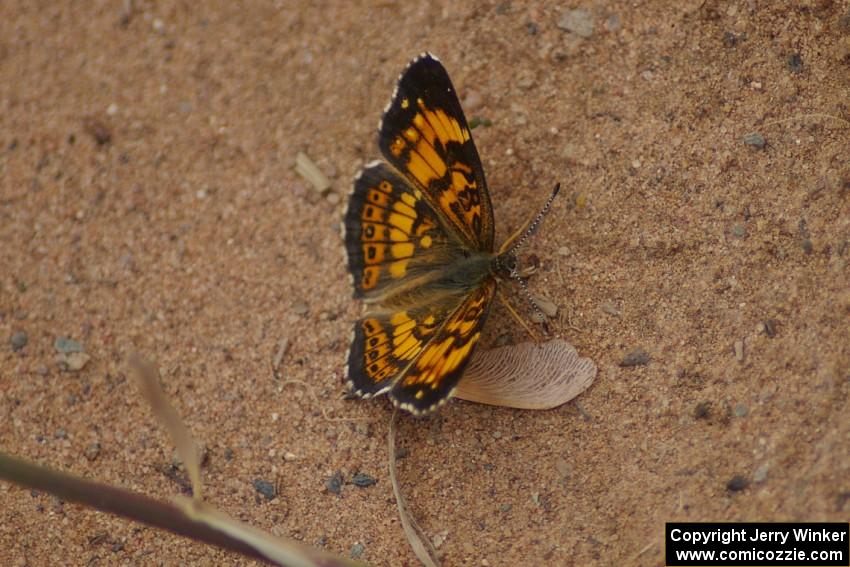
432 533 445 548
619 348 650 367
350 543 365 559
252 479 276 501
753 464 769 483
787 53 803 73
59 352 91 372
600 301 620 316
10 331 28 351
734 340 744 362
733 403 749 417
726 475 749 492
351 472 377 488
763 319 777 338
557 246 570 257
492 430 502 439
355 421 370 437
283 451 297 462
326 471 343 495
694 401 711 420
730 224 747 238
54 337 83 353
605 13 621 32
743 133 766 149
500 503 512 513
84 442 101 461
292 301 309 316
722 31 742 47
557 9 595 38
463 90 483 111
84 118 112 146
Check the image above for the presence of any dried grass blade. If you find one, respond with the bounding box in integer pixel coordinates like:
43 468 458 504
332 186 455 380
387 410 441 567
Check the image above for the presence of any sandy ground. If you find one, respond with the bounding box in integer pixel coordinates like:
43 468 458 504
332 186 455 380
2 1 849 565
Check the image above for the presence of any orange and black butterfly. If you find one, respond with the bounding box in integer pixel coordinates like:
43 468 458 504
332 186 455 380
343 53 558 415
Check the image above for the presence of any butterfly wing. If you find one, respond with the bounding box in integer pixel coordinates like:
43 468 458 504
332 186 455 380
388 279 496 414
347 279 495 410
346 300 457 398
344 161 464 303
378 53 494 253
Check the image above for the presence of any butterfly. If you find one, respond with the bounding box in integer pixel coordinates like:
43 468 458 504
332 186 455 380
343 53 558 415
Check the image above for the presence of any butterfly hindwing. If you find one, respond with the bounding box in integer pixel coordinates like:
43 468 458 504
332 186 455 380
388 279 496 414
344 161 458 301
378 53 495 253
347 301 457 398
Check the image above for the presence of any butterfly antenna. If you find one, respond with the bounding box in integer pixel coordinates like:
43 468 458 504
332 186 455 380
496 183 561 332
498 183 561 255
510 267 547 325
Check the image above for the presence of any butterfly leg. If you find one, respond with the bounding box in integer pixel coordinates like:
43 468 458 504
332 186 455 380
497 290 541 343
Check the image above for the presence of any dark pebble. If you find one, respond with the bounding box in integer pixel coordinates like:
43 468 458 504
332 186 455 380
764 319 777 338
694 401 711 420
787 53 803 73
253 479 276 501
84 117 112 146
352 472 377 488
11 331 28 351
722 31 740 47
743 133 766 149
619 347 651 367
326 471 343 495
350 543 365 559
726 475 749 492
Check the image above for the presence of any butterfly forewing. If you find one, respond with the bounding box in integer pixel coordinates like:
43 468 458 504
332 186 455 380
378 54 495 253
344 162 460 302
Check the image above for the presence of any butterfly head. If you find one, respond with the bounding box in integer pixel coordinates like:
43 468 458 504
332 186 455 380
492 251 519 280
